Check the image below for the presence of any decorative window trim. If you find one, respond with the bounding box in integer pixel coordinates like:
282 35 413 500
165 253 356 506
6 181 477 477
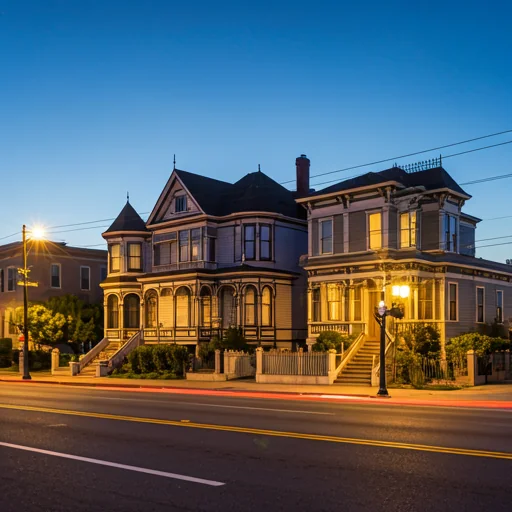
319 218 333 255
399 210 418 249
476 286 485 323
366 211 383 251
50 263 61 289
447 282 458 322
80 266 91 291
259 224 273 261
496 289 504 324
109 243 121 273
127 242 143 271
243 224 256 261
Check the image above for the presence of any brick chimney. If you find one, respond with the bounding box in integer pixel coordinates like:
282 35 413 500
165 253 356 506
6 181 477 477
296 154 310 197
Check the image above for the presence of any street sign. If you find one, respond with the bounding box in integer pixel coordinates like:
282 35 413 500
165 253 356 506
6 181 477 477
17 281 38 287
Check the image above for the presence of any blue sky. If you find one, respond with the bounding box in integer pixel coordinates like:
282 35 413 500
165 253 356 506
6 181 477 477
1 0 511 260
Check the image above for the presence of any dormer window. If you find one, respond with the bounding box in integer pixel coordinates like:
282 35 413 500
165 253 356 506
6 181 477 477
175 195 187 213
400 211 417 248
445 214 458 252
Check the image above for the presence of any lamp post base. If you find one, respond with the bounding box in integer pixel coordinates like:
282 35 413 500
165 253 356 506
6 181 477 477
377 388 390 397
22 375 32 380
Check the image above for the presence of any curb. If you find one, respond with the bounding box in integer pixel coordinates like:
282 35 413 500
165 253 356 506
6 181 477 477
0 378 372 399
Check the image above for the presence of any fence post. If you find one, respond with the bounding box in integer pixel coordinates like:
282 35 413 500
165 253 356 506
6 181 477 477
256 347 263 375
467 350 476 386
298 347 304 375
51 348 60 375
215 349 221 374
328 349 336 376
223 350 229 375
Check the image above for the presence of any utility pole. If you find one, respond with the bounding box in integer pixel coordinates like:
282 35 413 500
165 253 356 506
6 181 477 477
22 224 31 380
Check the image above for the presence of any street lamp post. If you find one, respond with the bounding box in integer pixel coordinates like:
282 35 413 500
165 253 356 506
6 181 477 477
377 301 388 397
21 224 31 380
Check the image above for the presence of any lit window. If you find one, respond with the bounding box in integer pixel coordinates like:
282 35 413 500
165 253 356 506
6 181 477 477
244 225 256 260
476 287 485 323
107 295 119 329
449 283 458 321
175 196 187 213
175 287 191 327
418 282 433 320
244 286 257 325
123 294 140 329
261 287 272 326
353 287 362 321
327 284 341 321
320 220 333 254
127 243 142 271
191 228 201 261
496 290 504 324
50 264 61 288
145 290 158 328
400 211 417 248
260 225 272 260
80 266 90 291
109 244 121 273
368 212 382 250
200 287 212 327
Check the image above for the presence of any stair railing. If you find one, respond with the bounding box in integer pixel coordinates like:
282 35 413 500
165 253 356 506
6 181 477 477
78 337 110 373
334 331 365 378
107 330 143 372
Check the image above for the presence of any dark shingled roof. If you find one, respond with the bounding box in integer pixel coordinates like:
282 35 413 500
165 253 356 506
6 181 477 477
174 169 305 219
105 201 149 233
308 166 470 198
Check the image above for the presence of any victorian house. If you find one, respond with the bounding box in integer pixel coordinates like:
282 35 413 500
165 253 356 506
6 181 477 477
100 157 309 351
297 159 512 354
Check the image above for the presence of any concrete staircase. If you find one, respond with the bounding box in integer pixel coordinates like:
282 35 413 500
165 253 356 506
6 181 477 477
335 339 380 386
78 342 120 376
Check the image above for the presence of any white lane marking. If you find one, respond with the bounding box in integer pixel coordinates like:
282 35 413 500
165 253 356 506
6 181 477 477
46 424 67 428
0 441 225 487
92 396 335 415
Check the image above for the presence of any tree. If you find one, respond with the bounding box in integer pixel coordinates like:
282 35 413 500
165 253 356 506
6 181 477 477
13 304 66 348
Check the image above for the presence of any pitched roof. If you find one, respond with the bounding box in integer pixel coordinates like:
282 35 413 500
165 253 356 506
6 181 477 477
174 169 304 219
104 201 149 234
306 166 470 199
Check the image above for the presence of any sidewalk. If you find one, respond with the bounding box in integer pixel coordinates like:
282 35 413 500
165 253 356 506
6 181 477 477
1 371 512 407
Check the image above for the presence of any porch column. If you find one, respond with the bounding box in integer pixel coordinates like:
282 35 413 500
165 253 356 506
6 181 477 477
320 282 328 322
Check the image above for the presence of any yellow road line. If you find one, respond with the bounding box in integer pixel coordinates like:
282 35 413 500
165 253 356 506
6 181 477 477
1 403 511 461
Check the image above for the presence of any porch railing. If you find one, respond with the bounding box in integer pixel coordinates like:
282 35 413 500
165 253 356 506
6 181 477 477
79 337 109 373
334 331 366 377
310 322 366 336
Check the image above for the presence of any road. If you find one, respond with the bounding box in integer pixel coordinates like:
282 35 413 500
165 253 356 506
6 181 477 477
0 382 511 512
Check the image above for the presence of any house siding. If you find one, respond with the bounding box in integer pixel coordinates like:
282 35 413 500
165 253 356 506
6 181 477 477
421 210 440 250
459 223 475 257
349 211 366 252
217 226 235 267
333 215 344 254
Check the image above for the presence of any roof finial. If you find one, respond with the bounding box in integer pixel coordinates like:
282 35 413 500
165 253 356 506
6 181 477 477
173 154 176 170
258 164 261 172
127 191 130 203
439 153 442 167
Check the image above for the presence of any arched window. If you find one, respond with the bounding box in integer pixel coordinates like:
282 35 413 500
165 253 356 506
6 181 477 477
261 287 272 326
145 290 158 328
124 294 140 329
200 286 212 327
244 286 257 326
220 286 236 328
107 295 119 329
175 287 191 327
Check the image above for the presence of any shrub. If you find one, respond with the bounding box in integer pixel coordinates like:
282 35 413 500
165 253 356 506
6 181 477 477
413 325 441 357
127 349 141 373
137 345 155 374
126 345 189 376
0 338 13 353
445 332 510 361
312 331 356 352
9 349 51 370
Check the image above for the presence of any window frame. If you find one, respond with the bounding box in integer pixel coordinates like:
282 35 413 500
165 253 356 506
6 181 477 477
80 266 91 291
319 218 333 255
312 288 321 322
175 195 187 213
244 224 256 261
244 286 257 326
127 242 143 272
107 294 119 329
445 214 458 253
109 243 121 273
400 211 418 249
418 281 434 320
179 231 190 262
327 284 341 321
191 228 201 262
496 289 504 324
448 282 458 322
367 211 382 251
7 267 17 292
259 224 272 261
50 263 61 289
261 286 273 327
476 286 485 323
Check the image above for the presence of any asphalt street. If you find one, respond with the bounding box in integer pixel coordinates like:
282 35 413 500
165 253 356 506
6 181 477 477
0 382 511 512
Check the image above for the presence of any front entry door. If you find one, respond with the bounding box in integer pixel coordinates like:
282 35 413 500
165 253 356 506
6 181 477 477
368 291 381 339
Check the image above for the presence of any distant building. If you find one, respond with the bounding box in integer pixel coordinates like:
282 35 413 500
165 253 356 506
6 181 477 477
0 241 107 338
297 159 512 351
100 157 309 350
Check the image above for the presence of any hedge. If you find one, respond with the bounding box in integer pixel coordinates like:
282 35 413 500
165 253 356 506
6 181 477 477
11 349 51 370
127 344 189 376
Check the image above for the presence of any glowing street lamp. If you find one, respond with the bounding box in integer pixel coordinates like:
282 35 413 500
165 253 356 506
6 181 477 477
19 224 45 380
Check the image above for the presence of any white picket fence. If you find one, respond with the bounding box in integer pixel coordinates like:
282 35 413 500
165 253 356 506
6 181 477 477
261 350 329 376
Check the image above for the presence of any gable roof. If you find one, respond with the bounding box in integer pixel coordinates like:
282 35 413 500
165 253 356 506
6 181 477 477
303 166 470 200
104 201 149 234
151 168 304 220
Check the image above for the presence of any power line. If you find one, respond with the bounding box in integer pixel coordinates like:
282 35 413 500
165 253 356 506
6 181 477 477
281 128 512 185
